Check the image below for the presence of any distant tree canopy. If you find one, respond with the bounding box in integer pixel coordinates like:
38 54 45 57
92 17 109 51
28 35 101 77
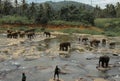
94 2 120 18
0 1 120 25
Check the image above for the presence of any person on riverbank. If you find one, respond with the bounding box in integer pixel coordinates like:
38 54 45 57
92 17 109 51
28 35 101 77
54 65 61 80
22 73 26 81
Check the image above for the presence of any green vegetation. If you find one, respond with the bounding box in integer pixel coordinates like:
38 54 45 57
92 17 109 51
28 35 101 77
95 18 120 28
59 28 103 35
0 0 95 25
0 0 120 36
95 18 120 36
49 20 89 26
0 15 33 24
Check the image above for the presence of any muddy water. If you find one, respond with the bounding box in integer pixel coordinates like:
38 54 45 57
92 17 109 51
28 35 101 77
0 34 120 81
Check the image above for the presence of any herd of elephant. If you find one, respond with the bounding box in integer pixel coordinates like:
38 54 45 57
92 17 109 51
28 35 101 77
59 40 113 68
79 37 116 49
59 37 116 52
6 30 115 68
59 37 117 68
6 29 51 39
7 29 36 39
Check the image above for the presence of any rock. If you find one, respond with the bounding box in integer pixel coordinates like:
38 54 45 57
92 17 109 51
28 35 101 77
96 66 111 72
93 78 108 81
59 51 70 58
49 78 64 81
24 55 40 61
71 46 85 52
113 54 119 56
75 78 87 81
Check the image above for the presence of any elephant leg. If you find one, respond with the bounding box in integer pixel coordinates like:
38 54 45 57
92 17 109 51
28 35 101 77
65 46 68 51
106 61 108 68
101 61 104 67
90 43 92 47
99 61 101 67
99 62 100 67
62 47 65 51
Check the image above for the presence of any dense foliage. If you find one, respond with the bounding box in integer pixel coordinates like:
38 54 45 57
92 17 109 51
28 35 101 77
0 0 120 36
0 0 94 25
94 2 120 18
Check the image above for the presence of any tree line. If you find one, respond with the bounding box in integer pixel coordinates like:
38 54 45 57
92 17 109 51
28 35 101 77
94 2 120 18
0 0 120 26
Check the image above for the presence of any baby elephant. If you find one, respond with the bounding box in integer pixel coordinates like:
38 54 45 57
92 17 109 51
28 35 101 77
59 42 71 51
99 55 110 68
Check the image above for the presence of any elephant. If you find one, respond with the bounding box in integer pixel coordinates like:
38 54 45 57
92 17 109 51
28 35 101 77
7 30 21 39
11 32 19 38
27 32 35 40
109 42 115 49
82 37 89 45
59 42 71 51
99 55 110 68
19 31 26 38
90 39 100 47
102 39 106 47
44 32 51 37
82 37 88 42
7 30 12 38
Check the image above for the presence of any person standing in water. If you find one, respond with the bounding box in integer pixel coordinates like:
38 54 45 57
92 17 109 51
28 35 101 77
54 65 61 80
22 73 26 81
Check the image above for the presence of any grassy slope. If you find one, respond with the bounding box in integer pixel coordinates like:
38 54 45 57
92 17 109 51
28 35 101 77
0 15 33 24
95 18 120 36
95 18 120 28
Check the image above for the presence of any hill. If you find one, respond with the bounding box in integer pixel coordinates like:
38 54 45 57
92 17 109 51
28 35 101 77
40 1 94 11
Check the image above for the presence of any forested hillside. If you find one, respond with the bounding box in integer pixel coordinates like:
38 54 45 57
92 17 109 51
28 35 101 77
45 1 93 11
0 0 120 36
0 0 94 25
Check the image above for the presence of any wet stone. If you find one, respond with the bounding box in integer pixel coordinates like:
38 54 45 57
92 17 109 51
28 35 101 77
49 78 64 81
93 78 108 81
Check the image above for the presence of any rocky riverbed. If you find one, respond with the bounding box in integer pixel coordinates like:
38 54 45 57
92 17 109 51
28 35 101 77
0 32 120 81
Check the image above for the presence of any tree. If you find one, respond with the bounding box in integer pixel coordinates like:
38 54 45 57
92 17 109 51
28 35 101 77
94 5 102 18
59 6 70 21
14 0 18 14
15 0 18 8
3 0 13 15
0 0 2 14
44 3 54 20
35 14 48 28
27 2 36 19
104 4 116 18
80 11 95 25
116 2 120 17
21 0 28 15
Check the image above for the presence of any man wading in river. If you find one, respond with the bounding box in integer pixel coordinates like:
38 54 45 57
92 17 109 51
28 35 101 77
54 65 61 80
22 73 26 81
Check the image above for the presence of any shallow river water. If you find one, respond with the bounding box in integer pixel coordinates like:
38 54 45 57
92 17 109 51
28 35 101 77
0 33 120 81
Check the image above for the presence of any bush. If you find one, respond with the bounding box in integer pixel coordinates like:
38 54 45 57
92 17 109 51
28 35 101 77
0 15 34 24
49 20 90 27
